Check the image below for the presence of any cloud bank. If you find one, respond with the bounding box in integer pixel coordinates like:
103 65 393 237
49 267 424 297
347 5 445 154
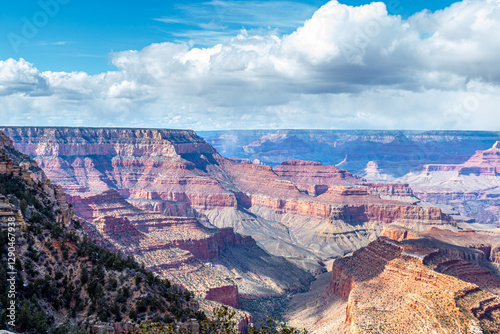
1 0 500 130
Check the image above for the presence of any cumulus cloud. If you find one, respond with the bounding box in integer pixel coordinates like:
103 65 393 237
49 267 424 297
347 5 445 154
1 0 500 130
0 58 50 97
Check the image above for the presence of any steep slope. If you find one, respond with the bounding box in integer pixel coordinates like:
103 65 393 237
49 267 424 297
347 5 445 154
1 127 314 304
328 237 500 333
2 127 455 278
213 157 453 269
402 141 500 224
0 132 204 333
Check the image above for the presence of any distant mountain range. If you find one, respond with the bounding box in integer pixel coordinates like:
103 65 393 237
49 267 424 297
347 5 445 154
199 130 500 177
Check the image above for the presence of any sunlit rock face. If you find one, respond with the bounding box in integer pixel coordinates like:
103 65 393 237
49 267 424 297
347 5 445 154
330 235 500 334
1 127 316 309
201 129 500 226
401 141 500 225
2 127 459 314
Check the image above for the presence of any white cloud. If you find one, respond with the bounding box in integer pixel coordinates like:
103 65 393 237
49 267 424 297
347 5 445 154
0 58 50 97
1 0 500 130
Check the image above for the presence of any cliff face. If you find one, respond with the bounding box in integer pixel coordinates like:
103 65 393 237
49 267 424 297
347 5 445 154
383 226 500 265
0 131 14 150
2 127 454 286
273 160 362 195
2 127 234 210
0 130 204 333
330 237 500 333
402 141 500 225
422 141 500 176
1 127 317 311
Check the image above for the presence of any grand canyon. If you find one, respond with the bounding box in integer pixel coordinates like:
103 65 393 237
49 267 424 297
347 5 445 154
3 0 500 332
1 127 500 333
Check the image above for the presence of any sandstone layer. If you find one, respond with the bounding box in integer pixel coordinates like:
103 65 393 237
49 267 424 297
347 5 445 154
401 141 500 225
329 237 500 333
1 127 316 309
1 127 456 277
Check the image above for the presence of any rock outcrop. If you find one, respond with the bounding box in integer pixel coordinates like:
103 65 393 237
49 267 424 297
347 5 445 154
1 127 454 294
0 130 205 333
1 127 316 314
383 226 500 265
330 237 500 333
273 160 362 195
422 141 500 176
401 141 500 224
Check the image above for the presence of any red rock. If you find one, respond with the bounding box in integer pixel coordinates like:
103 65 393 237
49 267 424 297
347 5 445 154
463 141 500 175
204 285 241 309
2 127 454 297
273 160 361 195
330 237 500 333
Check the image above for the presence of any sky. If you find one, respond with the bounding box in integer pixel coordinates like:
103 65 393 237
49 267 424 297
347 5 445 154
0 0 499 130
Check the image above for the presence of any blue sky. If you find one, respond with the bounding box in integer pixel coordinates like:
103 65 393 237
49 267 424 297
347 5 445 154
1 0 499 130
1 0 458 74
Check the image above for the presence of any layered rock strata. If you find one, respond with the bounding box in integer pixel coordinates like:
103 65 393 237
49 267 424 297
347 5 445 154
330 237 500 333
2 127 454 277
401 141 500 224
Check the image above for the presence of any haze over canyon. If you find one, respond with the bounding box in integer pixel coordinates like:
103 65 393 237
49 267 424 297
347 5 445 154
1 127 500 333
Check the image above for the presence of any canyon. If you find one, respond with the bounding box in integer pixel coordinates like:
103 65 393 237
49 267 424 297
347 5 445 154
3 127 500 332
0 130 206 333
401 141 500 225
202 130 500 226
1 128 454 272
200 130 500 177
286 226 500 333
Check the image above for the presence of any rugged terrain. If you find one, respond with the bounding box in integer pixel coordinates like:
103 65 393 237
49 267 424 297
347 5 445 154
401 141 500 225
201 130 500 227
3 127 500 332
1 128 455 279
0 131 204 333
1 128 317 315
286 226 500 333
200 130 500 177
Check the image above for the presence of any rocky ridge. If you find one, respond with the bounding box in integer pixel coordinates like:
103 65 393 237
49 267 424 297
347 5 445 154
1 127 456 276
329 236 500 333
1 127 315 316
0 131 205 333
401 141 500 225
200 130 500 176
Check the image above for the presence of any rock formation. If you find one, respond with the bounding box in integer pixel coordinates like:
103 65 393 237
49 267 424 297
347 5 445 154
200 130 500 176
4 127 500 332
401 141 500 225
1 127 316 310
329 237 500 333
1 127 456 278
0 130 203 333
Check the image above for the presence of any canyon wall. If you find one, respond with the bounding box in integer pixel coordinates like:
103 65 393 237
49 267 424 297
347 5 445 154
200 130 500 176
1 127 316 309
2 127 455 290
402 141 500 225
330 237 500 333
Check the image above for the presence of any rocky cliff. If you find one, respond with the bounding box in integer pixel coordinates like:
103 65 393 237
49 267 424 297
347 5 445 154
401 141 500 225
1 127 317 311
1 127 456 279
330 237 500 333
0 130 204 333
383 226 500 266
